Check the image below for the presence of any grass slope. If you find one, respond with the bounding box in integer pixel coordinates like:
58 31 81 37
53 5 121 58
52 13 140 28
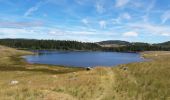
113 52 170 100
0 46 169 100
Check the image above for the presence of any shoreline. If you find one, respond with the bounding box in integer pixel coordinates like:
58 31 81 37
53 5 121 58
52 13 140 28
21 49 147 68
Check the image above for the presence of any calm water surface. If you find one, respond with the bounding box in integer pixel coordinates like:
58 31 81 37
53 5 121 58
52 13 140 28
23 51 146 67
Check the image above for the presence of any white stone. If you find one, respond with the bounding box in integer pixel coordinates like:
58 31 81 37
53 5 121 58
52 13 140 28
10 80 19 85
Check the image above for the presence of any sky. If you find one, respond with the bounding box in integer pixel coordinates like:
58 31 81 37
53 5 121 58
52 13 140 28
0 0 170 43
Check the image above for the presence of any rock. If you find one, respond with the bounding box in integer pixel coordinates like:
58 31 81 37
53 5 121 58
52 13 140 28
10 80 19 85
123 67 128 71
86 67 93 71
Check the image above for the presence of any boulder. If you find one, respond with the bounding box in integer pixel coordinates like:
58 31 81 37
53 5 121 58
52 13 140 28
86 67 93 71
123 67 128 71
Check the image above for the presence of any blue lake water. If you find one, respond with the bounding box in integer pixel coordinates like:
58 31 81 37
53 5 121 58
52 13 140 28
23 51 146 67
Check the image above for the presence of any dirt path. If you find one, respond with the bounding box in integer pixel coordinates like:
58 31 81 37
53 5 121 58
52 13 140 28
43 90 77 100
95 68 115 100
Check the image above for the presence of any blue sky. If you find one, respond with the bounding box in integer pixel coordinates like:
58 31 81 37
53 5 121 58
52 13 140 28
0 0 170 43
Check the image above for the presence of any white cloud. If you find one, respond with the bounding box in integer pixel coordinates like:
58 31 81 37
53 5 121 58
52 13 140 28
142 0 155 22
162 33 170 36
99 20 107 28
115 0 130 7
43 13 48 17
123 31 138 37
146 0 155 13
48 29 66 36
131 1 143 8
121 12 131 20
161 10 170 24
0 26 107 38
95 3 105 13
24 2 44 17
74 0 86 5
48 28 98 36
81 18 89 25
142 15 149 22
129 23 170 36
112 12 131 24
0 28 32 34
0 21 43 28
0 27 39 38
112 18 121 24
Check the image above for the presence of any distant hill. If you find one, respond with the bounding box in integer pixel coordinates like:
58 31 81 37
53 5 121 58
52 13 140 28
154 41 170 47
97 40 152 47
97 40 131 47
131 42 151 46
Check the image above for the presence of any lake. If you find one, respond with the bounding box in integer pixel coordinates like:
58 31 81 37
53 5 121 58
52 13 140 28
23 51 146 67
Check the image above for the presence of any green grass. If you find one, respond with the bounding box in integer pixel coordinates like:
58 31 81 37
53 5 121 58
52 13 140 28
0 45 170 100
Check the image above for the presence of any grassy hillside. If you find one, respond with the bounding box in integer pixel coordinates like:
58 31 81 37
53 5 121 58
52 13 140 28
97 40 130 47
112 52 170 100
0 45 169 100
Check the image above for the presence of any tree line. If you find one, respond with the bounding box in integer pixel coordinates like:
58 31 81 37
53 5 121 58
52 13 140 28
0 39 170 52
0 39 101 51
103 45 167 52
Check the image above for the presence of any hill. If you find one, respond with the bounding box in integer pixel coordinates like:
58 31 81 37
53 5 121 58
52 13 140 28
154 41 170 47
131 42 151 46
97 40 130 47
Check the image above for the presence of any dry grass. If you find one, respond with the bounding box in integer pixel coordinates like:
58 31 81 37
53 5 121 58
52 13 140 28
113 52 170 100
0 45 170 100
0 46 113 100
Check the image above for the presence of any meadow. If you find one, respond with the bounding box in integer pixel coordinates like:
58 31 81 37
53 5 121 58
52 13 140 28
0 45 169 100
